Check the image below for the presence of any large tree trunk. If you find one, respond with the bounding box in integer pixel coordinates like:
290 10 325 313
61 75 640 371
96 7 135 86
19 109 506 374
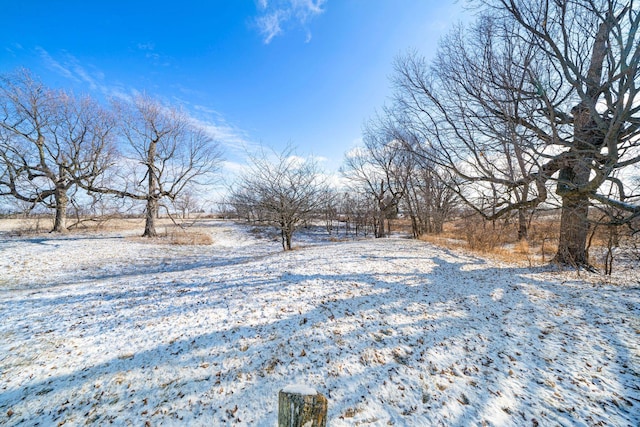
555 194 590 265
517 208 528 241
52 185 68 233
143 197 158 237
142 141 159 238
553 61 604 265
554 19 610 267
554 106 597 266
376 209 385 238
515 183 530 241
554 138 593 266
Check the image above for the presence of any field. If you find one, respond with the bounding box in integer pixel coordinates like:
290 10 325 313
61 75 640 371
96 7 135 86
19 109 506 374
0 219 638 426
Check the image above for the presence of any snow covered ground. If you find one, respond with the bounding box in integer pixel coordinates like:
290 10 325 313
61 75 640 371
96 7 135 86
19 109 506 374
0 220 638 426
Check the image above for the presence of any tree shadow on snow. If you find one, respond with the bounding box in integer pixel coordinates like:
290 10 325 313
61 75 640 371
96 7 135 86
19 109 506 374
0 239 638 426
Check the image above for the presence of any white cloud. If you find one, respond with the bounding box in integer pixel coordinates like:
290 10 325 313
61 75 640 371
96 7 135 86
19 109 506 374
191 117 255 154
344 145 365 159
35 49 252 153
5 43 23 56
136 42 172 67
36 47 77 82
221 160 251 175
286 154 307 167
36 47 132 101
310 154 328 163
292 0 324 17
321 170 346 190
254 0 326 44
182 103 259 156
136 42 155 51
256 11 284 44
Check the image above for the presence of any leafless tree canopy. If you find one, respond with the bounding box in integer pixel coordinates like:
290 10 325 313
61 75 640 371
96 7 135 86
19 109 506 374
112 95 223 237
0 72 223 235
79 94 223 237
0 70 116 232
228 146 329 250
390 0 639 266
2 1 637 268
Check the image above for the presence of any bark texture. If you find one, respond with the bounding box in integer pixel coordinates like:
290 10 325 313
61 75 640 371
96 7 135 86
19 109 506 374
278 390 327 427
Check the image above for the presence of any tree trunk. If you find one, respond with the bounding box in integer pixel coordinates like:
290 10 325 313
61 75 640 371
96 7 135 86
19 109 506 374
376 211 385 238
286 231 292 250
433 210 444 234
143 138 159 238
553 19 610 267
279 223 288 250
517 208 528 241
410 214 419 238
554 103 599 266
52 186 68 233
554 155 591 266
143 197 158 237
555 194 590 266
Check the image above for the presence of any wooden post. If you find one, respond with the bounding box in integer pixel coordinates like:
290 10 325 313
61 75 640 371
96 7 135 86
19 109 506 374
278 384 327 427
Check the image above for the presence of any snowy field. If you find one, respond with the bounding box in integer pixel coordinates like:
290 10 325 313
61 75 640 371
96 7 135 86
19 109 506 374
0 220 638 426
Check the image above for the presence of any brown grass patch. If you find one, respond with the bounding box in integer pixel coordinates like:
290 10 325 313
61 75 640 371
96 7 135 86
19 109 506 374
513 239 530 255
167 230 213 245
0 218 53 235
418 211 635 268
130 229 214 245
419 214 562 265
419 234 467 250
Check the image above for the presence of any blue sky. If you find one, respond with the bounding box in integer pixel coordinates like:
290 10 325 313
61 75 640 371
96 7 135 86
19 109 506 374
1 0 468 174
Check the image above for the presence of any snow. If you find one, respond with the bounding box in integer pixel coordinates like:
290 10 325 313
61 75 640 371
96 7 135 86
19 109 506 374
0 220 638 426
282 384 317 395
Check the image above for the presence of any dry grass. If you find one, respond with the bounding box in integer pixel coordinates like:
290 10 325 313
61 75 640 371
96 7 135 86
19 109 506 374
0 218 53 235
167 230 213 246
419 233 467 250
0 217 148 235
420 215 561 265
0 217 215 246
513 239 530 255
419 213 640 269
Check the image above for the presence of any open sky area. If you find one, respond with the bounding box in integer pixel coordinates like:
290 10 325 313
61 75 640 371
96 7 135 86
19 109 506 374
1 0 469 177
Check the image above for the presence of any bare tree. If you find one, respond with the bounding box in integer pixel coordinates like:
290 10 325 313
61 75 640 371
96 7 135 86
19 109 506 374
332 191 377 237
0 70 116 232
341 118 412 237
401 163 457 236
393 16 545 239
226 184 263 223
229 146 328 250
319 187 338 235
375 112 459 236
393 1 640 266
173 189 200 219
88 94 222 237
